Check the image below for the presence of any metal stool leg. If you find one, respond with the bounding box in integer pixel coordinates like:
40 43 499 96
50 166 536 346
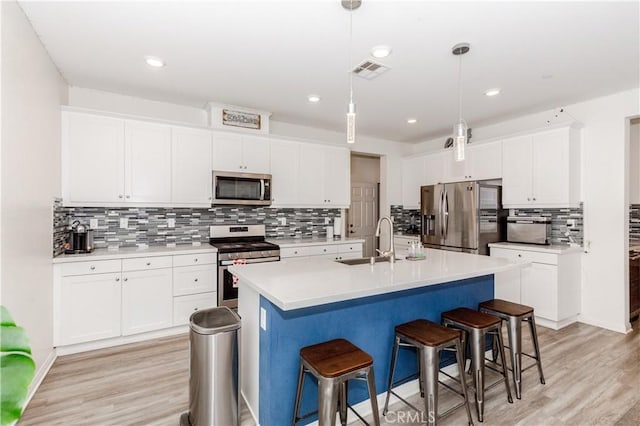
469 328 485 422
495 325 514 405
292 361 305 425
383 336 400 416
455 339 474 426
528 315 546 385
338 381 348 426
419 346 439 426
366 366 381 426
317 377 339 426
506 316 523 399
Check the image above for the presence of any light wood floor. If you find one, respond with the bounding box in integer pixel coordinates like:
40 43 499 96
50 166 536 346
20 320 639 426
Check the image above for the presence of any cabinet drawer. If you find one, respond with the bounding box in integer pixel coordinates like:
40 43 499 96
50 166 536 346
173 292 217 326
173 265 217 296
60 259 121 277
337 243 362 254
490 248 558 265
394 236 420 247
173 253 216 267
280 245 338 258
122 256 172 271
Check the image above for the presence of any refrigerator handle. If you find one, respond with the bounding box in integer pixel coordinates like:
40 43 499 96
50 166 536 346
444 190 450 240
439 189 445 237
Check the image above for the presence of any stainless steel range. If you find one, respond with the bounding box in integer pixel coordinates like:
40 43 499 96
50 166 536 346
209 225 280 309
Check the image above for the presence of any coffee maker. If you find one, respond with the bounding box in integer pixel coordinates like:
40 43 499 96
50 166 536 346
64 221 94 254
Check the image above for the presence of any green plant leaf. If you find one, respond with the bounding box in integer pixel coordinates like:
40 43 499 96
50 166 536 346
1 354 35 426
0 307 15 327
0 326 31 355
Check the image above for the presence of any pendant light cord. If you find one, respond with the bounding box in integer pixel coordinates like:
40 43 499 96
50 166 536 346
457 52 463 124
349 0 354 105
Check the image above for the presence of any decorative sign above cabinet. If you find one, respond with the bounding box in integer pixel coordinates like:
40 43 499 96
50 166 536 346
222 109 261 130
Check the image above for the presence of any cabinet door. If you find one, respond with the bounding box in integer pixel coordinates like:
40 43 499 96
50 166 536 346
171 127 212 205
242 136 271 173
298 144 325 205
63 112 125 204
502 135 533 206
59 272 121 345
469 142 502 180
270 140 300 206
212 132 243 172
423 152 444 186
442 150 469 182
493 269 521 304
521 263 558 321
124 121 172 203
532 129 569 205
323 146 350 206
402 156 426 208
121 268 173 335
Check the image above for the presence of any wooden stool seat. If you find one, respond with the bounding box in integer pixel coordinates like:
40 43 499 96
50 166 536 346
442 307 501 329
479 299 534 317
395 319 462 347
300 338 373 378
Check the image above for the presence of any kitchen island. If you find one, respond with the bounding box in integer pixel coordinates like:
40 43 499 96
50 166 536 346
230 249 524 425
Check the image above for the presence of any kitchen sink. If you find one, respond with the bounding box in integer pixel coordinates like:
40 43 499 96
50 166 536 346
337 256 400 265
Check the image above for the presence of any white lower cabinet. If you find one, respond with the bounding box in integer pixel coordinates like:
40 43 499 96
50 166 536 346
173 292 218 326
121 268 173 336
59 272 122 346
490 245 581 330
280 242 363 261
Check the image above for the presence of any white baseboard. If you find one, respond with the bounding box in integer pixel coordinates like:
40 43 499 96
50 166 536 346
56 325 189 355
577 315 632 334
535 315 578 331
241 391 259 426
24 348 57 410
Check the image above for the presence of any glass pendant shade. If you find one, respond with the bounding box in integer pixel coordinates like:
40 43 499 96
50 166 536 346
453 121 467 162
347 101 356 144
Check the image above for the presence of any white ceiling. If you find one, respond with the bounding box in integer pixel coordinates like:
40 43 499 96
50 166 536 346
19 1 640 142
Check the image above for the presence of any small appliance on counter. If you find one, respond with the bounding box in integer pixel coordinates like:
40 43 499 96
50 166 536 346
64 220 94 254
506 216 552 245
405 212 420 235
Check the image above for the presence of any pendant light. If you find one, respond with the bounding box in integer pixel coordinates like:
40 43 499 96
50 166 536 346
343 0 361 144
452 42 470 162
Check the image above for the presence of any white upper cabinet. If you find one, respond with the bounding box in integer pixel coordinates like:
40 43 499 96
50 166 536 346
271 141 350 208
467 141 502 180
270 139 300 206
62 112 125 205
502 126 581 208
402 156 425 209
124 121 172 204
171 126 212 206
212 132 270 174
424 152 445 186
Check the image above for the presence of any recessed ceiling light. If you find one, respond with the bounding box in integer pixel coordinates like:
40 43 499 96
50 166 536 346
407 118 417 124
484 88 501 97
307 95 321 103
370 45 392 58
144 56 165 68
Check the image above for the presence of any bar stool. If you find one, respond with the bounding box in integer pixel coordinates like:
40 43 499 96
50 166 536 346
479 299 545 399
382 319 474 426
441 308 513 422
292 338 380 426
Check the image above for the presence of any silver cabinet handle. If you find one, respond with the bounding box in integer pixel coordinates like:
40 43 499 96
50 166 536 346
323 248 327 252
146 262 151 266
90 266 96 270
124 277 128 282
533 197 537 201
527 197 531 201
518 254 522 257
118 195 123 199
126 195 131 199
115 277 120 282
194 278 199 282
194 258 198 262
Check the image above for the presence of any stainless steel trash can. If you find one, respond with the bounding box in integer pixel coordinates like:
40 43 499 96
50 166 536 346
181 306 241 426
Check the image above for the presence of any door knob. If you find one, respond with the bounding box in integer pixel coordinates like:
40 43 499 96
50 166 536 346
350 230 355 234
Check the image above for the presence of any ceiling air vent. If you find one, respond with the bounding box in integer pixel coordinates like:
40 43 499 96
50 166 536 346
351 59 390 80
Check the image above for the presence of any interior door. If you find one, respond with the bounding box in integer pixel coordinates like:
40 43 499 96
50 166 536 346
348 182 378 257
421 184 442 247
443 182 478 250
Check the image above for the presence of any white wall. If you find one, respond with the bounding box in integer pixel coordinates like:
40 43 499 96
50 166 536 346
1 0 68 390
408 89 640 333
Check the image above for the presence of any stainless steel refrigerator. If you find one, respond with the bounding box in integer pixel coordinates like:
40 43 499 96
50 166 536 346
421 182 506 255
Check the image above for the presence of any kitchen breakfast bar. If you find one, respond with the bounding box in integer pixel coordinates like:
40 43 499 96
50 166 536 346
230 249 524 425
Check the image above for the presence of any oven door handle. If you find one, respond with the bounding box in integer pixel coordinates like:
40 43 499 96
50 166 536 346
221 256 280 266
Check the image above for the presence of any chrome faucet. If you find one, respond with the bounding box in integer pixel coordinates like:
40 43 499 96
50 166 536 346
375 216 395 263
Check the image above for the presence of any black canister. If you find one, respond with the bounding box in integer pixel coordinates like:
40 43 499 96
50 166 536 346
64 221 94 254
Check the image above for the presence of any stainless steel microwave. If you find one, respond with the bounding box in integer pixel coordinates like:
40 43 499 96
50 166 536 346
212 171 272 206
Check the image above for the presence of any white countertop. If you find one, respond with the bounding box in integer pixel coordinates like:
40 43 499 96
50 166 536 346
268 237 364 248
229 249 525 311
53 244 218 263
489 242 583 254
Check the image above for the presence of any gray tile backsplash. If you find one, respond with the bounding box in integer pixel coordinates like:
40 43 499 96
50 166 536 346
53 204 340 253
390 205 420 234
510 205 584 246
630 205 640 244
